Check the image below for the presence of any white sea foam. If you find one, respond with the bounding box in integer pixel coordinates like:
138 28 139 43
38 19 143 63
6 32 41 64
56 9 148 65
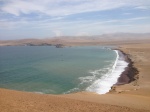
64 87 80 94
86 50 128 94
34 92 44 94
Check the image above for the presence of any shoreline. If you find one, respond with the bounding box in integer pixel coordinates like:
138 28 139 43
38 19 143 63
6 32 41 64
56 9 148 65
115 50 130 85
110 49 139 93
115 49 139 85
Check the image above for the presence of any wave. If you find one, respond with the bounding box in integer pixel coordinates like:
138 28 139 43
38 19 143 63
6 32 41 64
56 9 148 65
86 50 128 94
64 50 128 94
34 91 44 94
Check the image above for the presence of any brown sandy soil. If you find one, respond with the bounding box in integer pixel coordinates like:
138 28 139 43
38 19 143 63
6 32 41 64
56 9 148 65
0 88 149 112
0 42 150 112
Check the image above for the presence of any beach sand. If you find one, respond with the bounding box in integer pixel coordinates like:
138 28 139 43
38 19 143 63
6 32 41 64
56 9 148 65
0 42 150 112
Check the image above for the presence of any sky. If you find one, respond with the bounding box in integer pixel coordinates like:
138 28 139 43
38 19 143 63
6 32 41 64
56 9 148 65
0 0 150 40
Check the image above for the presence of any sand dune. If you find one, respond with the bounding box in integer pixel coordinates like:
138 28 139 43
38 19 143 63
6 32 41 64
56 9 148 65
0 88 149 112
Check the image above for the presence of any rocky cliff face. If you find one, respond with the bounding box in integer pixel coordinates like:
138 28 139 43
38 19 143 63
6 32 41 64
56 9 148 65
116 50 139 85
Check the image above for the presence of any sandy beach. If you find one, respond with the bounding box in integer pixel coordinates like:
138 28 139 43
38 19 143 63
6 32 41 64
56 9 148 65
0 42 150 112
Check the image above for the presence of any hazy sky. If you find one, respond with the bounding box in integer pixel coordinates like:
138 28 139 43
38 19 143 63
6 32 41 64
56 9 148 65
0 0 150 40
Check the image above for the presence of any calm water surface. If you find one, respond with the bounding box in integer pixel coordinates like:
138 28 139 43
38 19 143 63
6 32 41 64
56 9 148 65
0 46 116 94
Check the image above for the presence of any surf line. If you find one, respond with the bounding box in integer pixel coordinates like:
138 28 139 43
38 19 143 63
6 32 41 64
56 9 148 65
86 50 128 94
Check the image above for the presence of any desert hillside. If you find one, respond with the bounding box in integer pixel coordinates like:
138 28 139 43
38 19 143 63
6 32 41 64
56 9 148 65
0 33 150 46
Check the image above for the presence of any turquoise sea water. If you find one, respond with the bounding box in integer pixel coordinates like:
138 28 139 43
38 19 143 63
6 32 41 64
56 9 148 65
0 46 116 94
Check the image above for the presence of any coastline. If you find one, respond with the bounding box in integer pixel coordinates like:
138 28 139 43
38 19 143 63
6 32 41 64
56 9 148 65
117 50 139 84
86 49 130 94
0 43 150 112
115 50 130 85
114 49 139 85
85 49 120 94
109 49 139 93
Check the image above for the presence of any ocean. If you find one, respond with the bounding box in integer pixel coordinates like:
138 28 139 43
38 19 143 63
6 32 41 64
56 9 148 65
0 46 128 94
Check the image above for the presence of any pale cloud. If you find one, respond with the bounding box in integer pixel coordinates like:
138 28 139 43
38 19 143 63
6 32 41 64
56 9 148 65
71 16 150 29
1 0 45 16
122 13 132 15
0 18 29 29
1 0 150 16
0 15 149 31
0 0 150 39
126 17 150 21
52 30 63 37
134 6 149 10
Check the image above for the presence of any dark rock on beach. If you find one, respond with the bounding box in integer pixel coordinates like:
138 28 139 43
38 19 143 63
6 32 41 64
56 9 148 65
25 43 52 46
115 50 139 85
55 44 64 48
